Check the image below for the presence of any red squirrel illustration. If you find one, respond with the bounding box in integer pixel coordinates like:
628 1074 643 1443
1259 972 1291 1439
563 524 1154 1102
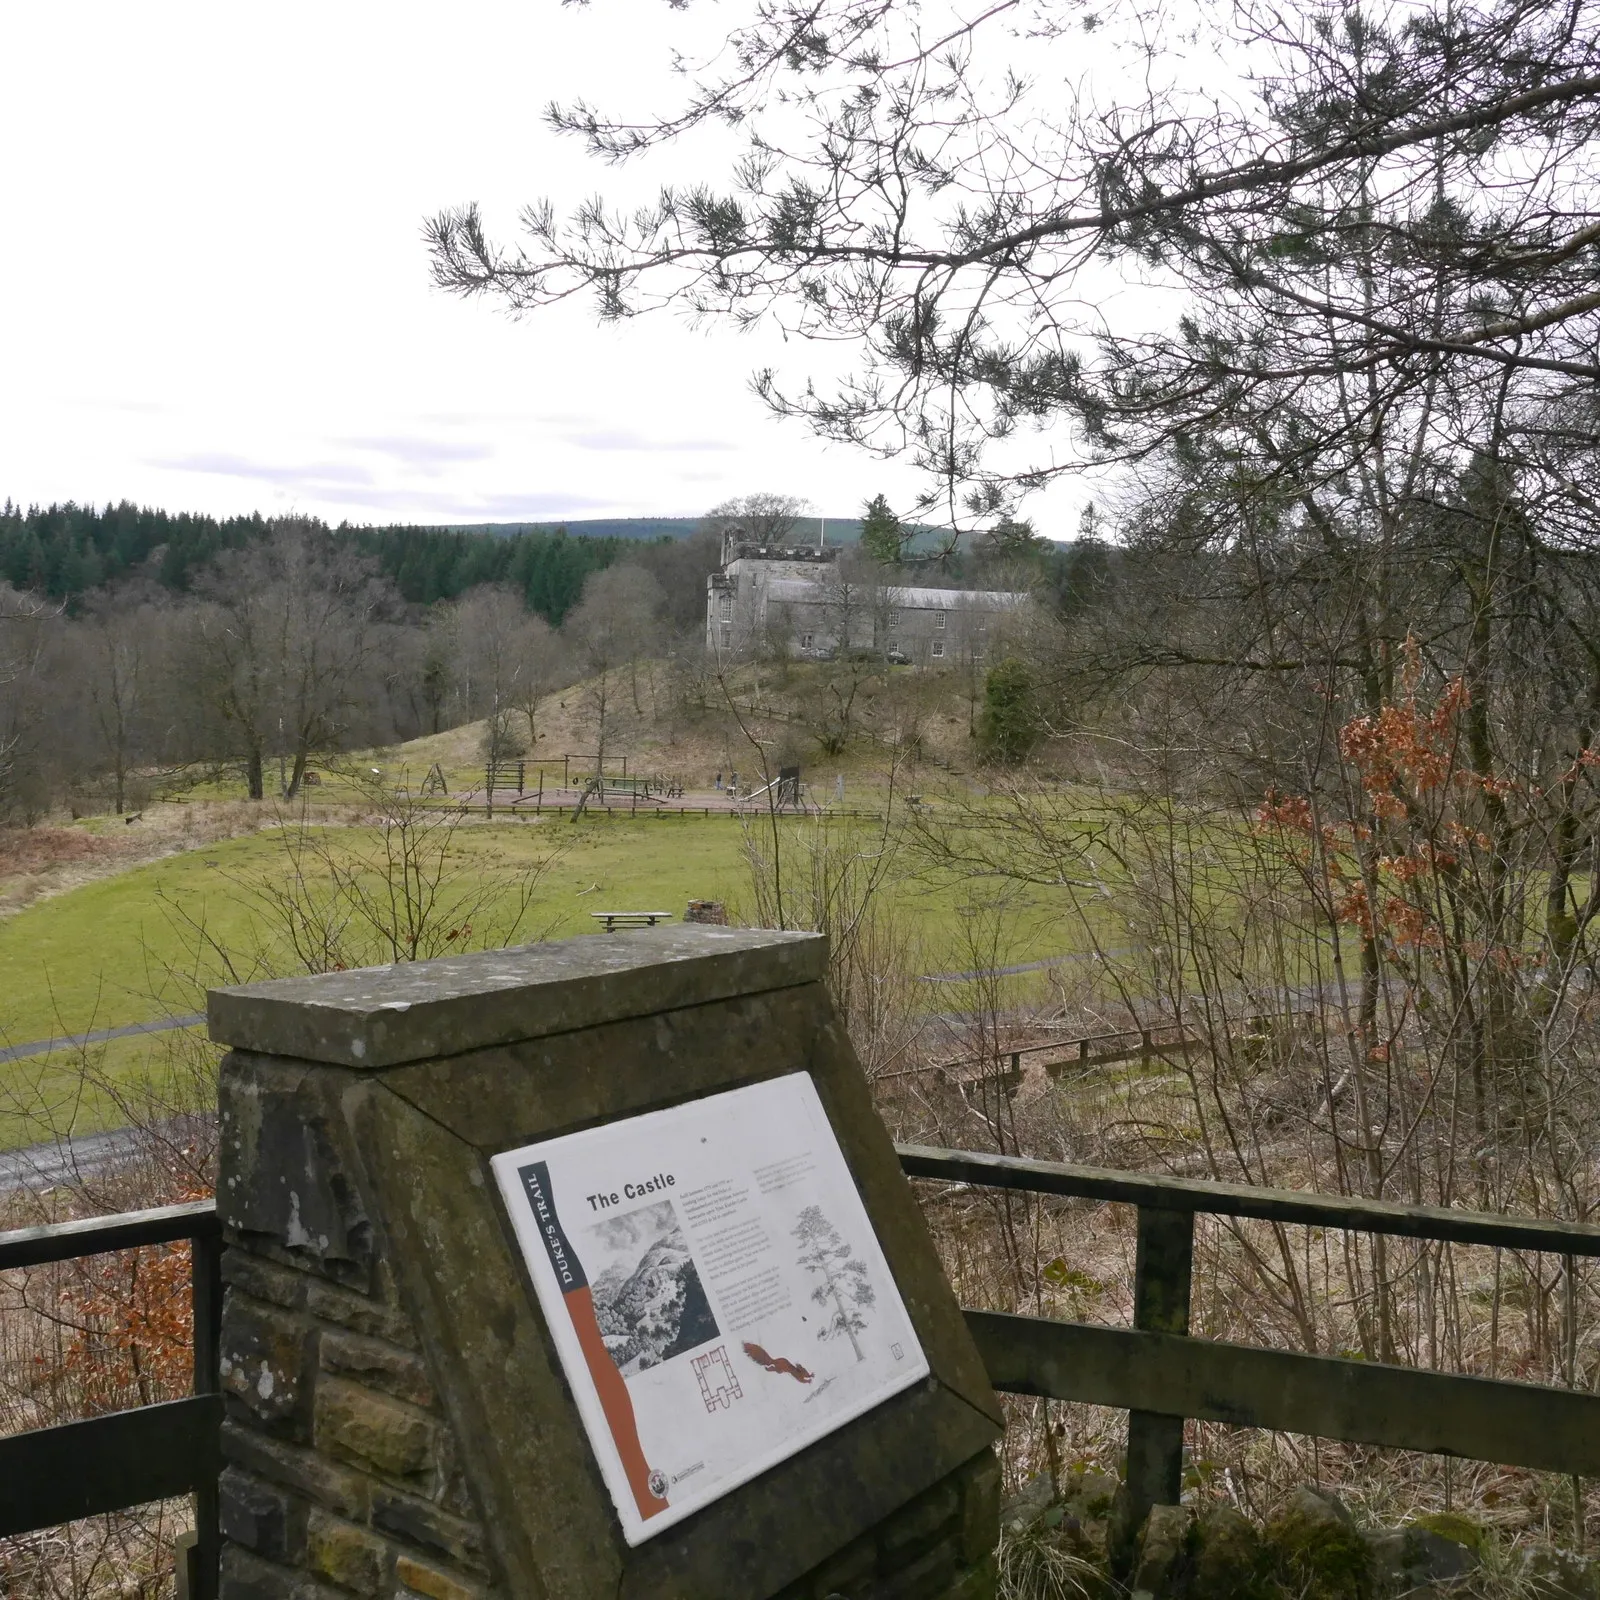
742 1341 814 1383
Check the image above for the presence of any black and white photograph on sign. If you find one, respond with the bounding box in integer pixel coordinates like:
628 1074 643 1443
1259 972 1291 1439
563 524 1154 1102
491 1072 929 1546
586 1200 720 1375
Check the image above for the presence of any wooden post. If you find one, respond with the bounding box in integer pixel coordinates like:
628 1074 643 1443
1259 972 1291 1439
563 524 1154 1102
1115 1204 1194 1565
187 1228 223 1600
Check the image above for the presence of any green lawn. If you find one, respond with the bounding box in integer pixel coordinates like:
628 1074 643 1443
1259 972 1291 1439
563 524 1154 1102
0 818 745 1045
0 807 1117 1149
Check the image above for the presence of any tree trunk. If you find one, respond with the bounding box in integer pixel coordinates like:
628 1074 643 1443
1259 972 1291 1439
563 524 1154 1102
285 744 310 802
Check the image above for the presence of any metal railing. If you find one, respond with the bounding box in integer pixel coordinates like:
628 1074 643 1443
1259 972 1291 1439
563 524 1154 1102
0 1200 221 1600
5 1149 1600 1589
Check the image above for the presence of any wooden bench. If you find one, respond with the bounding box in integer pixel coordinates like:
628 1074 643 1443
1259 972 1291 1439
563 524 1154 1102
590 911 674 932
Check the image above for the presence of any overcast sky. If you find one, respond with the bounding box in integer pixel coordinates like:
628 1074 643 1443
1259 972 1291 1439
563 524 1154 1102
2 4 1041 531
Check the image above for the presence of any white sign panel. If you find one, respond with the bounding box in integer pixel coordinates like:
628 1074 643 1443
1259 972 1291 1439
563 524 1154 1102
491 1072 930 1545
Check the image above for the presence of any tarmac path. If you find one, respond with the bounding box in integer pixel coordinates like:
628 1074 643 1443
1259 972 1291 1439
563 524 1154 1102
0 1013 205 1065
0 1124 148 1192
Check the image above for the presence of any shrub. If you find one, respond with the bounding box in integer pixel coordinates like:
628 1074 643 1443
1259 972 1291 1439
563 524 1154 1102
977 657 1040 764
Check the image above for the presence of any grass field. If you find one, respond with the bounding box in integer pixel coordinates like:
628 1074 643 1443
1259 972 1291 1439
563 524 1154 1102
0 817 737 1044
0 806 1101 1149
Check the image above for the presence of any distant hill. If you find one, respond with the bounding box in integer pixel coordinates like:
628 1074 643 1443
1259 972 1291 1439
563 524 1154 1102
451 516 959 549
452 518 704 542
453 516 870 544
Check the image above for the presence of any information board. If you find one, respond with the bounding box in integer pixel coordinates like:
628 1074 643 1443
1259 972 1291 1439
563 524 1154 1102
492 1072 930 1545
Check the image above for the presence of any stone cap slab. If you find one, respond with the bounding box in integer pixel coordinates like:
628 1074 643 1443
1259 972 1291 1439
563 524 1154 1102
208 926 827 1069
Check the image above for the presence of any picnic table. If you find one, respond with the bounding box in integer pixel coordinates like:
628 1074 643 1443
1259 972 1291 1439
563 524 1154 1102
590 911 674 932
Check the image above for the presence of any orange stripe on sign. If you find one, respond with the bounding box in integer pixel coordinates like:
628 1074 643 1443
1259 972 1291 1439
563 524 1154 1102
564 1285 668 1520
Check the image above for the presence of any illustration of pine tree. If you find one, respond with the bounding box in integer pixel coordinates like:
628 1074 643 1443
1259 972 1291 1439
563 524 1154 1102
793 1204 875 1362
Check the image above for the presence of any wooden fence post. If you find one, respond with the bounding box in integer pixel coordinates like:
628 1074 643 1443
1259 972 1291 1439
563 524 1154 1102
1115 1204 1194 1567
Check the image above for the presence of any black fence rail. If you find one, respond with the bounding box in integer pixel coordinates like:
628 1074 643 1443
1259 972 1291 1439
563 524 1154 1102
897 1143 1600 1538
0 1200 221 1600
5 1153 1600 1592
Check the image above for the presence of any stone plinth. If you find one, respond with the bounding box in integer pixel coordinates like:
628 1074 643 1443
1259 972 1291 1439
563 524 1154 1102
209 927 1002 1600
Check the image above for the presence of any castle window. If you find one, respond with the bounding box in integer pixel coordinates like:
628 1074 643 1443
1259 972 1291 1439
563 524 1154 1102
719 596 732 620
931 639 944 658
935 611 946 628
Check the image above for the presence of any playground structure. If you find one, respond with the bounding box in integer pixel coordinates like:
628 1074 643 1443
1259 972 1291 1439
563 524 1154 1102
470 756 685 817
454 755 827 818
736 763 806 810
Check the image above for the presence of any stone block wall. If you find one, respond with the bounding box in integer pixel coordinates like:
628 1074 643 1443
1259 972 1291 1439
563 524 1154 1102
774 1452 1000 1600
215 1066 494 1600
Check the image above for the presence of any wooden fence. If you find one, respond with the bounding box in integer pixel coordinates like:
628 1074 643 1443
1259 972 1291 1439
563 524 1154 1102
6 1146 1600 1593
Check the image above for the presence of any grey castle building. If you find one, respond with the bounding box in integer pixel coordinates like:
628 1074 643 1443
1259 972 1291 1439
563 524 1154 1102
705 532 1028 665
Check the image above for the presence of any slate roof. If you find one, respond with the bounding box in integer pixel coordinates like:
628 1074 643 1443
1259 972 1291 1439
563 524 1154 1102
760 578 1026 609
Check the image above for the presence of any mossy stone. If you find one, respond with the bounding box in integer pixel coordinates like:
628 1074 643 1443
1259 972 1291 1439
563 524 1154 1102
1128 1503 1190 1599
1191 1504 1274 1600
1057 1468 1118 1523
1266 1488 1373 1600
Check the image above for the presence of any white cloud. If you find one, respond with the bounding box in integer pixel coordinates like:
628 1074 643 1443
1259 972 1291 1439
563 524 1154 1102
560 428 738 454
341 437 498 469
0 2 1091 534
155 453 376 488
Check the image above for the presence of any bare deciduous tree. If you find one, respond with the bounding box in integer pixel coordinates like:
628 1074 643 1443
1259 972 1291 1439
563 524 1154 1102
194 527 395 800
0 584 52 819
561 564 665 781
700 493 810 547
77 599 162 815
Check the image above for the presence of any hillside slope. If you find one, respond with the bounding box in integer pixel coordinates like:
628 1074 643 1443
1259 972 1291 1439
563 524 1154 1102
385 657 985 789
